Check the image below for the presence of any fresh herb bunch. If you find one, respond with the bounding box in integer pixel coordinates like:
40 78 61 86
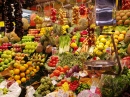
100 69 130 97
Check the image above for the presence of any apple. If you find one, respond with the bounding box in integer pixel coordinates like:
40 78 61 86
4 59 9 64
0 67 3 71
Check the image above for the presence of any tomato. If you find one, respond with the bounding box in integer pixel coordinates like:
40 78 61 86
48 62 53 67
56 66 62 71
51 56 55 60
60 68 65 72
53 70 60 76
52 63 56 67
63 65 69 72
50 73 54 78
60 72 64 75
56 82 62 87
52 61 56 64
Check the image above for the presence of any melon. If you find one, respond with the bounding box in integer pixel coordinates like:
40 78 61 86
22 18 30 30
124 30 130 43
127 44 130 55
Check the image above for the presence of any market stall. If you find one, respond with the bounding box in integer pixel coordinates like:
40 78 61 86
0 0 130 97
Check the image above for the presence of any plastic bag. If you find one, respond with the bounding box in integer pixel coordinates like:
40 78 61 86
0 80 21 97
25 86 35 97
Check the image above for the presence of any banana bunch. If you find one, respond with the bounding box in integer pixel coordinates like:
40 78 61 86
58 8 68 25
72 6 80 24
34 15 43 24
40 27 53 35
61 25 69 34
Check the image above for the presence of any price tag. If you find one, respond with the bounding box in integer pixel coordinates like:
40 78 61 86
79 72 86 77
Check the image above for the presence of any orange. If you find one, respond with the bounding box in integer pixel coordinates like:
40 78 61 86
16 80 21 85
24 64 28 68
14 63 21 69
14 75 20 80
21 77 26 83
118 36 124 42
28 67 33 71
14 69 20 75
27 61 32 66
20 72 25 77
25 70 30 75
20 66 26 72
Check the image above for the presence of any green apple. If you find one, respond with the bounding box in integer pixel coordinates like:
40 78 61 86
0 67 3 71
2 65 8 69
4 59 9 65
0 62 4 66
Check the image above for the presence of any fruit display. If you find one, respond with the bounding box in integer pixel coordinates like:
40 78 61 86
93 35 112 56
50 8 57 23
116 10 130 25
21 36 35 43
34 15 43 24
72 6 80 24
0 42 12 51
30 53 46 66
122 0 130 10
14 53 28 61
1 1 130 97
23 42 38 54
9 61 40 84
58 8 68 25
47 55 59 67
34 77 55 96
79 4 86 15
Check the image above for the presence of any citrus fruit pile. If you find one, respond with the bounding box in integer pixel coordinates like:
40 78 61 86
9 61 40 84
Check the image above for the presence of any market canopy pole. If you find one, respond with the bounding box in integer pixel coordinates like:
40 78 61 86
95 0 122 75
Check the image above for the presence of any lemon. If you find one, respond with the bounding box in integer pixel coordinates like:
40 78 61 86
106 41 111 45
100 38 106 43
114 31 120 35
97 45 104 50
70 43 77 48
121 31 126 34
114 35 119 39
99 43 104 46
72 36 77 40
96 50 102 56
